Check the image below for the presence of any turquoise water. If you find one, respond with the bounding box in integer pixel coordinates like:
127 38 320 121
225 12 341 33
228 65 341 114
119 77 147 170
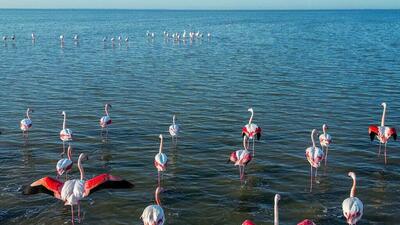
0 9 400 225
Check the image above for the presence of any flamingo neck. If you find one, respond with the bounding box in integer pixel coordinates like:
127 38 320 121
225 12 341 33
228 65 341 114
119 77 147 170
381 105 386 127
274 196 279 225
26 109 30 120
159 136 163 153
78 155 85 180
155 187 162 206
243 136 247 150
248 110 254 125
172 115 176 125
105 104 109 117
311 130 316 148
350 176 356 198
63 113 66 130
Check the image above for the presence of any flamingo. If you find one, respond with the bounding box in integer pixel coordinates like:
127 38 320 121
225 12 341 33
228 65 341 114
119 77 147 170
141 186 165 225
242 194 316 225
20 108 33 136
11 34 15 41
56 144 73 180
154 134 168 187
368 102 397 164
60 111 73 142
31 33 36 41
342 172 363 225
100 104 112 132
60 35 64 43
228 136 252 181
306 129 324 192
242 108 262 157
73 34 79 42
319 124 332 166
23 153 134 224
169 114 180 142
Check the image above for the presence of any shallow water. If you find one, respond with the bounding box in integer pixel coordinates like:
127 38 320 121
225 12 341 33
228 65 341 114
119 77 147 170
0 9 400 225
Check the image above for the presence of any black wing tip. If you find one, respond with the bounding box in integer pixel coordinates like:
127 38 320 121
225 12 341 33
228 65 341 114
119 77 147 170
256 133 261 140
22 185 53 196
369 133 376 142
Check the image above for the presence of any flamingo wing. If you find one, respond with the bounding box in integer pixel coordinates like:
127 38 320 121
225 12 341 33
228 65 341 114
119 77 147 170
242 220 256 225
23 177 63 199
389 127 397 140
368 125 379 141
297 219 316 225
84 174 134 196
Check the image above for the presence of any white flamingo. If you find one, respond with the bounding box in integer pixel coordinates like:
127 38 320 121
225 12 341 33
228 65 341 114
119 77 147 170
342 172 363 225
154 134 168 187
141 186 165 225
169 115 180 143
319 124 332 166
56 144 73 180
100 104 112 132
242 108 262 156
20 108 33 136
306 129 324 192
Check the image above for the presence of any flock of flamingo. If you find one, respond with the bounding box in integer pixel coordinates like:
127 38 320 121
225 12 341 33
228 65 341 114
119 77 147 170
13 101 397 224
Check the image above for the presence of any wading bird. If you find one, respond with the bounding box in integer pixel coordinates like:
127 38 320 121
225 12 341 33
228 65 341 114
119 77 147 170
23 153 134 224
306 129 324 192
141 186 165 225
319 124 332 166
155 134 168 187
100 104 112 132
368 102 397 164
169 115 180 143
56 144 73 180
20 108 33 136
342 172 363 225
229 136 252 181
242 108 262 157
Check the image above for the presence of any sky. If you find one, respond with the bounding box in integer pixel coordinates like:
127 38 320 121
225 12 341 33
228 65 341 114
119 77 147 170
0 0 399 10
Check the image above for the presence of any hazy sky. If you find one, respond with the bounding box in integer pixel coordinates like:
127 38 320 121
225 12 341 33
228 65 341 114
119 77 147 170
0 0 399 10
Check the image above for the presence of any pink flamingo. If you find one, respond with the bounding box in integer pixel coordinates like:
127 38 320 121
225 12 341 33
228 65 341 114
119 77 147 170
242 108 261 156
56 144 73 180
100 104 112 132
169 114 180 143
141 186 165 225
229 136 252 181
368 102 397 164
342 172 363 225
60 111 73 141
20 108 33 136
23 153 134 224
306 129 324 192
154 134 168 187
242 194 316 225
319 124 332 166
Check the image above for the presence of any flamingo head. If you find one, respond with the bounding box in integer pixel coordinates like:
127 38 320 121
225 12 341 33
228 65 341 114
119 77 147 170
61 111 66 116
311 129 318 136
381 102 387 108
248 108 253 113
274 193 281 203
106 103 112 109
78 153 89 161
348 172 356 180
242 220 256 225
159 134 163 140
322 124 328 132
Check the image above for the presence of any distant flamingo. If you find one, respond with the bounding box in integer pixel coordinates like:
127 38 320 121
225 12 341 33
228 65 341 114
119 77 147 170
169 114 180 143
368 102 397 164
100 104 112 131
56 144 73 180
60 111 73 141
229 136 252 181
141 186 165 225
306 129 324 192
319 124 332 166
242 194 316 225
342 172 363 225
155 134 168 187
23 153 134 224
20 108 33 136
242 108 262 156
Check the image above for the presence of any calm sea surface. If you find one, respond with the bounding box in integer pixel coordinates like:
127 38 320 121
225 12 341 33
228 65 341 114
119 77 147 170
0 9 400 225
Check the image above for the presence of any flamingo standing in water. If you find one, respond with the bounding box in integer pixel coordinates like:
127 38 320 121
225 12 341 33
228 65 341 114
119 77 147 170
306 129 324 192
242 194 316 225
141 186 165 225
154 134 168 187
60 111 73 154
169 114 180 143
229 136 252 181
368 102 397 164
56 144 73 180
23 153 134 224
242 108 262 157
100 104 112 133
20 108 33 136
319 124 332 166
342 172 363 225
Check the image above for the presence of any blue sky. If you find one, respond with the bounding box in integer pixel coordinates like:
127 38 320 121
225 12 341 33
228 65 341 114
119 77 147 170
0 0 399 9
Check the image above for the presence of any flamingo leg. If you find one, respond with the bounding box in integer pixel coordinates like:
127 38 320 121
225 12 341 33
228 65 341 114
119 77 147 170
158 171 161 187
315 167 318 178
378 142 382 157
78 203 81 222
384 142 387 165
71 205 75 225
62 141 66 157
252 139 255 157
238 166 242 180
324 146 329 166
310 165 313 192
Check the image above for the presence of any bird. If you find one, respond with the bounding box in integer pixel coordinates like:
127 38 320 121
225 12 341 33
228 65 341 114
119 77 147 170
100 103 112 132
11 34 15 41
242 108 262 156
102 36 107 42
60 111 73 142
2 36 7 41
169 114 180 143
31 32 36 41
73 34 79 42
228 136 252 181
20 108 33 136
242 194 316 225
125 36 129 42
154 134 168 187
23 153 134 224
56 144 73 180
60 35 64 43
207 32 211 38
342 172 363 225
319 124 332 166
306 129 324 192
141 186 165 225
368 102 397 164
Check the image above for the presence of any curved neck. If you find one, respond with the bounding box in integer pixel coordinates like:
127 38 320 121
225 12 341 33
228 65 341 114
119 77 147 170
67 146 72 160
63 113 66 130
311 130 316 148
274 197 279 225
381 105 386 127
248 110 254 125
159 136 163 153
78 155 85 180
105 104 109 116
155 187 162 206
243 136 247 150
26 109 30 120
350 176 356 198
